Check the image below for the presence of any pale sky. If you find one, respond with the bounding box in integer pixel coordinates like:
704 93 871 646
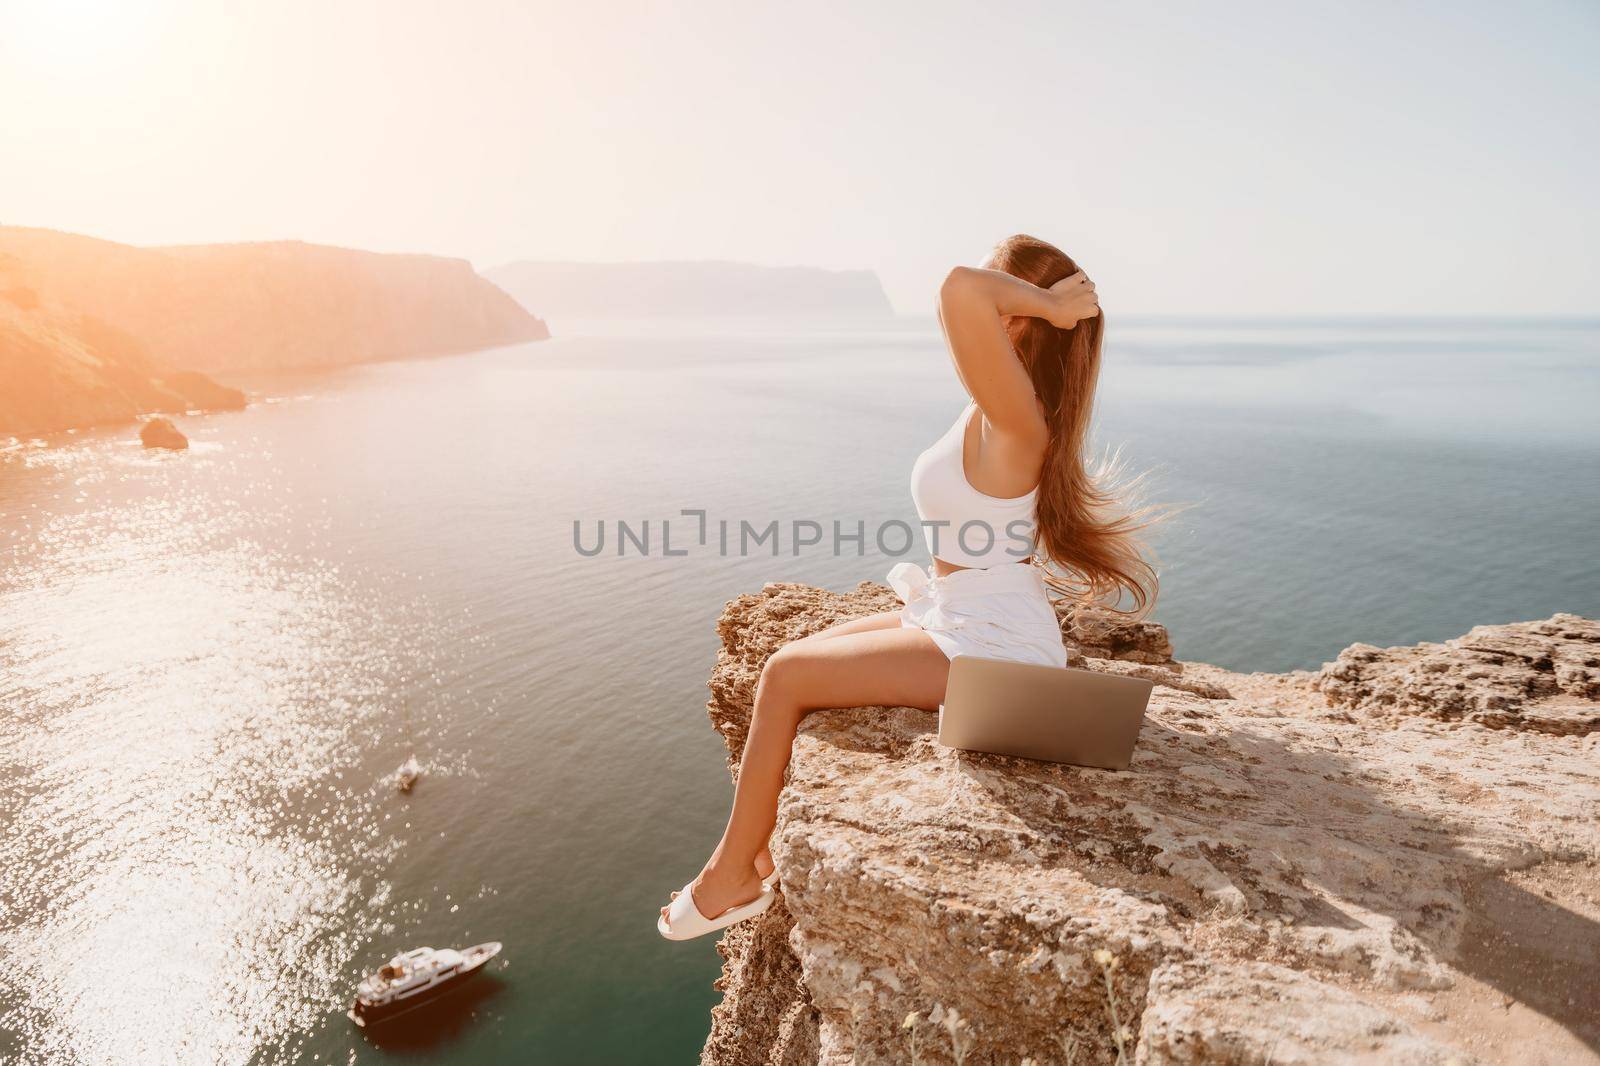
2 0 1596 314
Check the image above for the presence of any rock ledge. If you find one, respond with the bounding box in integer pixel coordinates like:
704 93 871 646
700 583 1600 1065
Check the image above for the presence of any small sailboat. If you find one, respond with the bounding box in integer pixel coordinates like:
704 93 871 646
395 755 422 792
347 942 502 1027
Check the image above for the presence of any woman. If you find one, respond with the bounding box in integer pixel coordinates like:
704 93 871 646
659 233 1157 940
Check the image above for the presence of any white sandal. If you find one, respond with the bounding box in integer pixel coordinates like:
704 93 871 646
657 880 776 941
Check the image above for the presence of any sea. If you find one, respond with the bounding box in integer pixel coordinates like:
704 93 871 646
1 315 1597 1064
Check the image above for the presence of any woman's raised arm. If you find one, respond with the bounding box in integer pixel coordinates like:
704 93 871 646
936 266 1098 440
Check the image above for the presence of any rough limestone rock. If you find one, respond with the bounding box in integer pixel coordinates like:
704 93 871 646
1314 614 1600 736
138 416 188 450
699 582 1600 1066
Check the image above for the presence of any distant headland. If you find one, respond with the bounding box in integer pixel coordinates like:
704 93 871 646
0 227 548 439
487 259 894 323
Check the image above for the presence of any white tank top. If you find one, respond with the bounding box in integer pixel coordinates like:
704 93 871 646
909 403 1038 568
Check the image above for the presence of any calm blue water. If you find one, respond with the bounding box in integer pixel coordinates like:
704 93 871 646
1 316 1596 1063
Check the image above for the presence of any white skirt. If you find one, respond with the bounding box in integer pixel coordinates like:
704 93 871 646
887 560 1069 668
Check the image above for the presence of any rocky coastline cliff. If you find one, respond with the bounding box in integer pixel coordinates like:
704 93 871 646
0 278 246 438
0 227 548 437
698 582 1599 1065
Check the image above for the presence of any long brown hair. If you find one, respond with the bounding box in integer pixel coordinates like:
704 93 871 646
989 233 1159 616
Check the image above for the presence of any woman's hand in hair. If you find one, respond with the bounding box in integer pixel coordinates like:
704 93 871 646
1045 272 1099 329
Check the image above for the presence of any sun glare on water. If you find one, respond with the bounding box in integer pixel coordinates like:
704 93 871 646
0 440 453 1062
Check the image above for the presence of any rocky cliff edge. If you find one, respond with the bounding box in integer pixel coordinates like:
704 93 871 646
698 582 1600 1065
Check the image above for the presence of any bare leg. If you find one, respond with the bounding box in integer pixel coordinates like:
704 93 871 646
791 610 904 645
749 611 903 882
663 623 950 922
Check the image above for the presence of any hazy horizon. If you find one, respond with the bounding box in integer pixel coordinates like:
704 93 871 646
3 1 1597 316
8 221 1600 325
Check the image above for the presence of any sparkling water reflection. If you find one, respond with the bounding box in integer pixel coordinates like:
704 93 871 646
1 442 477 1062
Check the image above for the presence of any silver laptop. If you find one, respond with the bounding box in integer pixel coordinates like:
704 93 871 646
937 655 1154 770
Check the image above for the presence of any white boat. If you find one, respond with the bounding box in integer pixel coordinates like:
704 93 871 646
347 942 502 1027
395 755 422 792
